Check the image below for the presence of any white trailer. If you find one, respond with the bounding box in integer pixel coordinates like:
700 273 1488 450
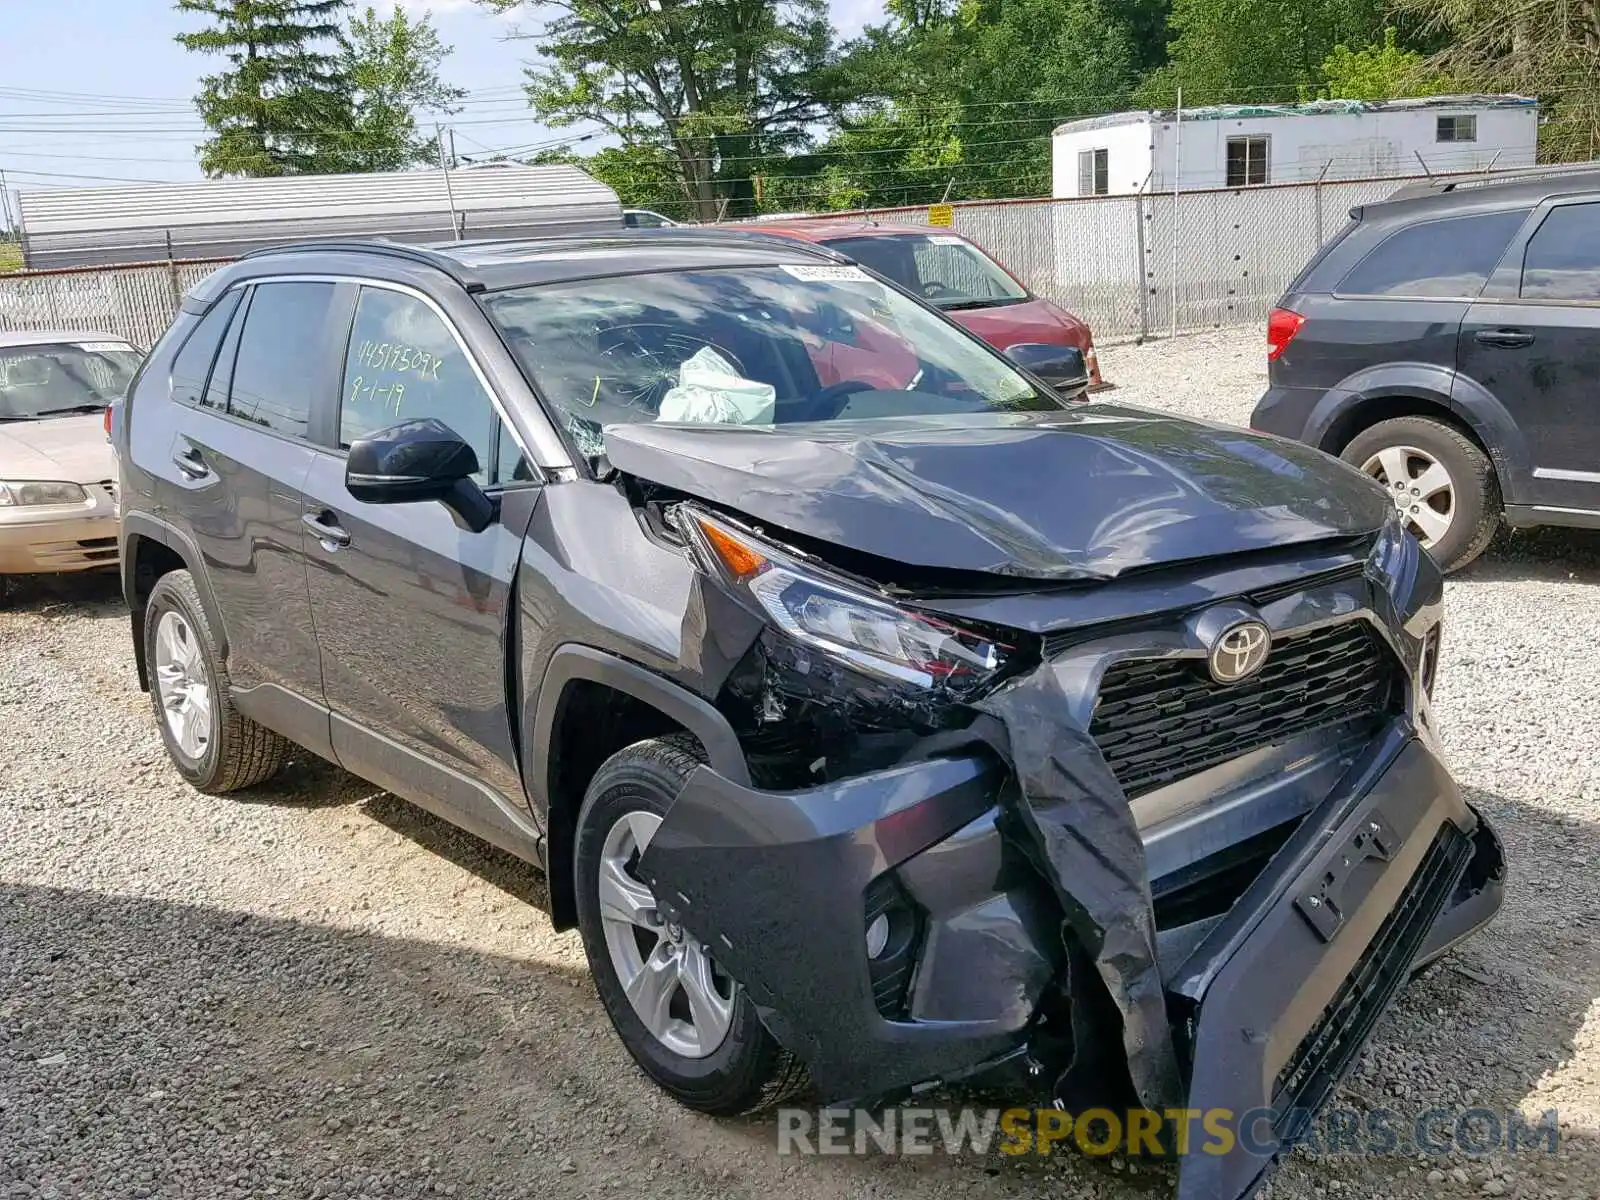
1052 96 1540 199
15 163 624 270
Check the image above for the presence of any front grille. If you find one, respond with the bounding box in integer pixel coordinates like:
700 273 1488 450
1273 823 1473 1144
1089 621 1400 798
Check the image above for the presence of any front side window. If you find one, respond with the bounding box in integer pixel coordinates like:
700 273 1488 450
339 287 499 484
821 234 1028 310
1437 115 1477 143
480 264 1056 462
1078 148 1109 196
1226 136 1270 187
1338 209 1531 298
225 282 338 439
1520 204 1600 301
0 339 143 421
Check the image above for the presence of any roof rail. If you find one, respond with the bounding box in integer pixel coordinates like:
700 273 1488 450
638 225 858 263
1384 160 1600 203
432 225 857 265
239 238 474 282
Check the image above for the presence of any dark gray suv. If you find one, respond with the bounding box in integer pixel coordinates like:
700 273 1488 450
1252 167 1600 571
113 233 1503 1200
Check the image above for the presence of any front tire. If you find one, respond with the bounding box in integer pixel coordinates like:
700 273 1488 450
573 734 808 1115
1342 416 1500 572
144 570 288 793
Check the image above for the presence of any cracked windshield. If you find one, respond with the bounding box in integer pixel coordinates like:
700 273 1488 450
480 265 1063 459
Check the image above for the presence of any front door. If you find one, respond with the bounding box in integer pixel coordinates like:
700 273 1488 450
1458 199 1600 515
300 283 540 828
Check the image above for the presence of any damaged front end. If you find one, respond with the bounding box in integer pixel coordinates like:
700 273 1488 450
635 504 1505 1200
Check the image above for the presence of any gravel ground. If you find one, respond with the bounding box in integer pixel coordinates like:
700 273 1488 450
4 325 1600 1200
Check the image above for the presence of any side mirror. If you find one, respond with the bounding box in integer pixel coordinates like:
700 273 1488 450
1005 343 1089 399
346 417 479 504
346 418 496 532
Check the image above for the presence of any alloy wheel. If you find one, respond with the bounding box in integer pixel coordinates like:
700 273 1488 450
1360 444 1456 548
153 610 213 761
597 809 736 1059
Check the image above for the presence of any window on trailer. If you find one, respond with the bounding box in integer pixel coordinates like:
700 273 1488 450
1077 148 1109 196
1437 115 1478 143
1226 136 1270 187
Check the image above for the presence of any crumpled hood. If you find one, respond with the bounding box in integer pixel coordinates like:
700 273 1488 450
0 415 115 484
605 406 1391 580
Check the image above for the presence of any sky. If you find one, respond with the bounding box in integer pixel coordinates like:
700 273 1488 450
0 0 885 211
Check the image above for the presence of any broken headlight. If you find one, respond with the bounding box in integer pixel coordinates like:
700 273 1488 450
676 506 1008 694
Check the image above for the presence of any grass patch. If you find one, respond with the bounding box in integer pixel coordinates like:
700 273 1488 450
0 242 22 273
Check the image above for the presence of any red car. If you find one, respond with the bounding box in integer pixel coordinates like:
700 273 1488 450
743 219 1107 390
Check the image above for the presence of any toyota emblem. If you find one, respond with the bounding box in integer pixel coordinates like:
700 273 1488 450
1208 620 1271 684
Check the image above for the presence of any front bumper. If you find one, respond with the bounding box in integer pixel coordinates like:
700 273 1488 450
0 492 120 574
637 721 1503 1200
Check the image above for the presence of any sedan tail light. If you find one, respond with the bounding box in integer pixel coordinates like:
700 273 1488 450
1267 307 1306 362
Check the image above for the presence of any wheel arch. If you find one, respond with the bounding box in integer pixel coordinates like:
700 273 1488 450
1309 362 1529 502
121 514 226 693
527 645 749 931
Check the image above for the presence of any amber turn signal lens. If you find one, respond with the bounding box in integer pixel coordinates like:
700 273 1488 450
695 517 768 580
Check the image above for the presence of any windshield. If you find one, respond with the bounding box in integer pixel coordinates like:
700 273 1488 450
481 265 1062 460
820 233 1029 310
0 341 141 421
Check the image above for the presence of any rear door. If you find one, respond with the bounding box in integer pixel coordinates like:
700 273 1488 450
1459 198 1600 515
299 282 541 829
153 279 348 756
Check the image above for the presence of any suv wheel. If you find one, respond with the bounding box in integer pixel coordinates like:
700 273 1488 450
144 570 288 793
574 735 808 1115
1342 417 1500 572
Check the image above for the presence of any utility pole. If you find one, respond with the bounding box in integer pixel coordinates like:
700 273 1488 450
436 123 462 241
0 168 14 240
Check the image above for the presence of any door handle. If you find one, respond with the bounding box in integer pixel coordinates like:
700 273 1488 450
301 511 352 548
171 446 210 479
1474 329 1535 349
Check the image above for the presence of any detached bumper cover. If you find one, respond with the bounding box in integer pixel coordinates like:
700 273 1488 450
638 722 1502 1200
1171 727 1502 1200
636 755 1060 1100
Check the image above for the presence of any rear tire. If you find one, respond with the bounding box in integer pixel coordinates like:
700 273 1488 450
144 570 288 794
1342 416 1500 572
573 734 808 1115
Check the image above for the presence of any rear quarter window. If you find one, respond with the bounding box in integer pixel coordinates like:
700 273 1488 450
1337 209 1531 298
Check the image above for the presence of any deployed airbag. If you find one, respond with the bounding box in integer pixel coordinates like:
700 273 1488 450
656 346 776 425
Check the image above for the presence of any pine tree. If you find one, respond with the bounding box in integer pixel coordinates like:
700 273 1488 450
175 0 352 177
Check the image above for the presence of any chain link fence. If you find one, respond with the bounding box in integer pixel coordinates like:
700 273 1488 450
818 169 1451 342
0 259 225 349
0 168 1467 349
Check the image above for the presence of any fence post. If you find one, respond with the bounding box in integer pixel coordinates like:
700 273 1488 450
1170 88 1182 339
1313 159 1332 247
165 231 182 311
1134 192 1150 342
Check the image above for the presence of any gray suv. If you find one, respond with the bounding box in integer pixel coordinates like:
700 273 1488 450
113 232 1503 1200
1252 167 1600 571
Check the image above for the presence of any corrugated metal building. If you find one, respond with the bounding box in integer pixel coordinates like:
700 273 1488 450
16 163 624 270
